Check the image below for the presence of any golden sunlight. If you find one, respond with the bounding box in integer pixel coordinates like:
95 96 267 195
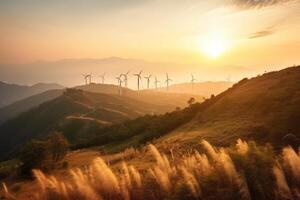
200 35 228 59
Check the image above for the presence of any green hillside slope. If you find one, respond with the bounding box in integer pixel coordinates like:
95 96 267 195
0 89 173 160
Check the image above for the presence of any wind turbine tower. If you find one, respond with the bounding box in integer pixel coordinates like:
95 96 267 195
165 73 172 91
100 73 106 84
133 70 143 91
121 71 130 88
88 73 92 84
116 75 123 96
154 76 160 90
191 74 197 90
144 74 152 89
82 74 89 85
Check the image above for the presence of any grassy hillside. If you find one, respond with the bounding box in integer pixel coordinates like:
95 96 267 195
0 89 63 124
81 66 300 152
0 89 174 160
0 82 64 108
162 66 300 148
4 140 300 200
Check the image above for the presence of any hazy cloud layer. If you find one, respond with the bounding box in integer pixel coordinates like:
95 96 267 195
248 30 274 39
232 0 297 8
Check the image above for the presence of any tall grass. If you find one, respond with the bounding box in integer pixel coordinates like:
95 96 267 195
1 140 300 200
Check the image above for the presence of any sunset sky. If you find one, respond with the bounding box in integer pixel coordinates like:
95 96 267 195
0 0 299 86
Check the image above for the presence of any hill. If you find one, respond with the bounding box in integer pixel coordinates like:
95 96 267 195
81 66 300 152
76 83 204 108
0 88 179 160
0 89 64 124
0 81 64 108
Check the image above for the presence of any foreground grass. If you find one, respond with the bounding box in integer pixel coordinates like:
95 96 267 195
1 139 300 200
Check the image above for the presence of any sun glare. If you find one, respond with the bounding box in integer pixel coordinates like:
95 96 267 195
200 36 228 59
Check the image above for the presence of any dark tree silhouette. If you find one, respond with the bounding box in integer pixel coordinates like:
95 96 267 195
187 97 195 106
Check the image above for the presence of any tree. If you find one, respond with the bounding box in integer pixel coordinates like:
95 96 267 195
48 132 69 162
187 97 195 106
19 132 69 175
19 139 50 175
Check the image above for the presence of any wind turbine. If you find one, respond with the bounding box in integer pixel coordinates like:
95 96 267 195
99 73 106 84
133 70 143 91
144 74 152 89
154 76 160 90
191 74 197 90
165 73 172 91
121 71 130 88
88 72 92 84
82 74 89 85
116 75 123 96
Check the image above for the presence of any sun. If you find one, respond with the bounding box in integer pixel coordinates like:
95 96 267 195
200 36 228 59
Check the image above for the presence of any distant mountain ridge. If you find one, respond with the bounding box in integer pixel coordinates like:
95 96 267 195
0 89 64 124
0 81 64 107
0 57 255 87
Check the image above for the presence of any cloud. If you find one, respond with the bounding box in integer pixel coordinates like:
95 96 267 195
248 30 274 39
232 0 296 9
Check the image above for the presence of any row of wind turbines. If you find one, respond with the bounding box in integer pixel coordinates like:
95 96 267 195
82 71 199 95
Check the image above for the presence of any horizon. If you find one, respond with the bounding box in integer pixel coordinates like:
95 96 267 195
0 56 296 88
1 0 299 86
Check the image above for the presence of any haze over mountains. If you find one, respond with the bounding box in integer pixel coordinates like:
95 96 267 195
0 89 64 124
0 82 208 125
0 81 64 108
155 81 233 97
0 57 256 87
76 84 204 107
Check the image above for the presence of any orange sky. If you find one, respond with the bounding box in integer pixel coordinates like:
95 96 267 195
0 0 299 85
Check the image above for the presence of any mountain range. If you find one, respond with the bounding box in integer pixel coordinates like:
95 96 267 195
0 85 203 160
0 81 64 108
0 89 64 124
